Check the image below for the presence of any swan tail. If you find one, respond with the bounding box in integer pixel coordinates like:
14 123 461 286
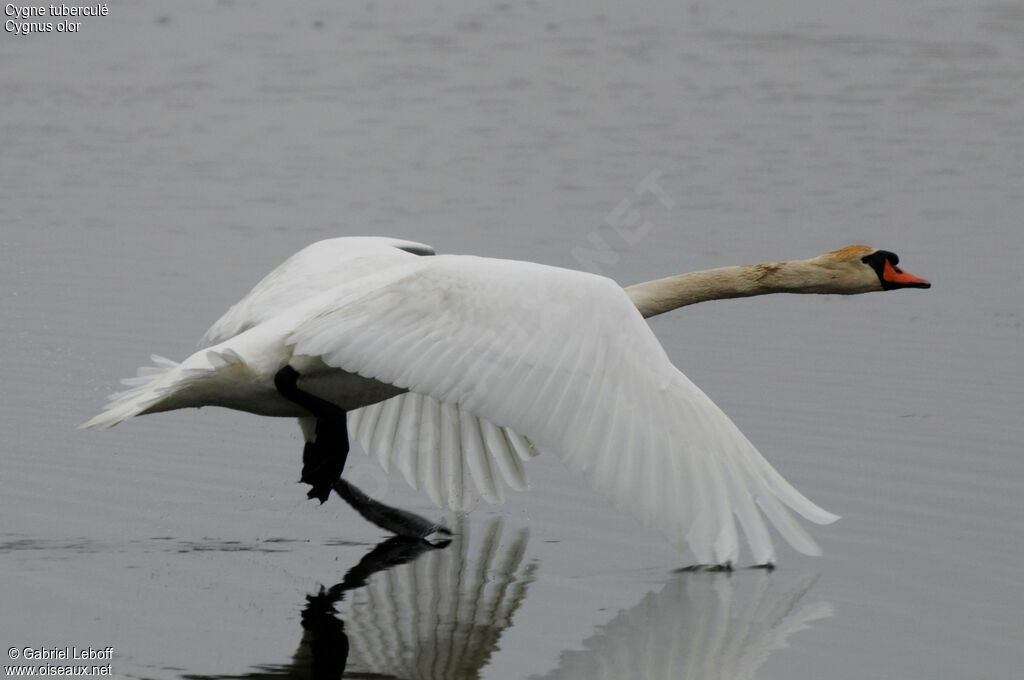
79 354 208 429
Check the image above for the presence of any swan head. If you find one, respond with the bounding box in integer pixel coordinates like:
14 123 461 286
819 245 931 293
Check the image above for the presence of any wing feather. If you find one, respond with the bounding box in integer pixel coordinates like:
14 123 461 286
460 410 504 505
391 393 423 489
439 402 467 510
480 420 529 492
505 429 537 462
350 393 533 507
418 395 444 506
369 395 402 472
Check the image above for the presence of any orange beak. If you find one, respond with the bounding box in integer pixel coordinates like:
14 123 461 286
883 259 930 288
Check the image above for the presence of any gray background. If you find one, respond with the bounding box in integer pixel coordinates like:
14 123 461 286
2 1 1021 678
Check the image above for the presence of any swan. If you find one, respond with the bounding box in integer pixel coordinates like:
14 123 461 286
81 237 930 566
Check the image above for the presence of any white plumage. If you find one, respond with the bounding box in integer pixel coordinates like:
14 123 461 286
83 236 845 565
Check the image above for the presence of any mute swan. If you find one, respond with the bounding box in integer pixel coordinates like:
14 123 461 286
82 238 930 566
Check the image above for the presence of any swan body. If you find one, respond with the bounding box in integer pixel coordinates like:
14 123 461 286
82 237 930 565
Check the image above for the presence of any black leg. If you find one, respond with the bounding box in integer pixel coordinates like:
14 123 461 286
273 365 452 540
301 418 349 503
276 365 349 503
334 479 452 543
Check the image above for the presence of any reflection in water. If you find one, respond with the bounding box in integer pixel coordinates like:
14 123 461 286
294 536 446 679
343 518 535 679
187 517 534 680
181 521 828 680
532 573 831 680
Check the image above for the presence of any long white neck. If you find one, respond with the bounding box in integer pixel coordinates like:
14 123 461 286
625 258 852 319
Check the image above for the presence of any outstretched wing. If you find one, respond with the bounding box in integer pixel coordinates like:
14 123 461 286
289 255 838 564
199 236 434 347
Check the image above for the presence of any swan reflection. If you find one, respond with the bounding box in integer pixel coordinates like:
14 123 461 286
187 523 829 679
188 517 534 680
342 517 535 678
531 572 831 680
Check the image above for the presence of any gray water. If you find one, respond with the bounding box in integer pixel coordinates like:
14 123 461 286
2 1 1022 678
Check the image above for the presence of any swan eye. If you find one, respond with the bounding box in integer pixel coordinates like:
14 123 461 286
861 250 899 267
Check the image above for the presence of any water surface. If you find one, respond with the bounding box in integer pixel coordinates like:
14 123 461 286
2 1 1022 678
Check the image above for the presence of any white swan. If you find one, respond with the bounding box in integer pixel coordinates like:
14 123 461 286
81 237 930 565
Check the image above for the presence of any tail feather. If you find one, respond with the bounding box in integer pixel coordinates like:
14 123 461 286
79 354 193 430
